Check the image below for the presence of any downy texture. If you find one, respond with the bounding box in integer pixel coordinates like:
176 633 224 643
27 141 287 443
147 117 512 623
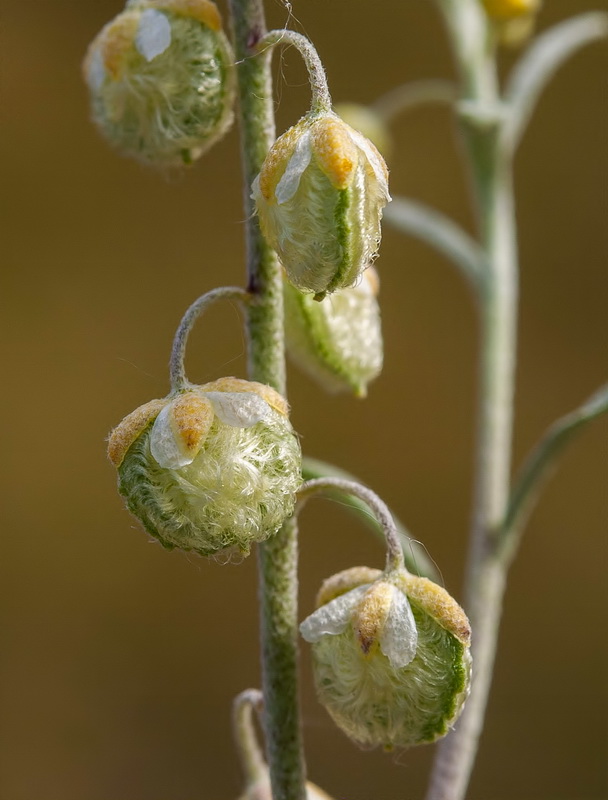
284 267 383 397
108 378 301 558
300 566 471 749
83 0 235 166
253 111 390 299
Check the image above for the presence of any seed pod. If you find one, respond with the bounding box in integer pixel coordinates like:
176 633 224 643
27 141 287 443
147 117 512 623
107 378 301 558
300 566 471 749
83 0 235 167
253 111 390 299
284 267 383 397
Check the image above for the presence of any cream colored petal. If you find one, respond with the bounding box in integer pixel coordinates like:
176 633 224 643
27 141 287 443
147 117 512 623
135 8 172 61
380 585 418 668
200 377 289 417
205 391 270 428
275 130 312 204
300 585 370 643
149 392 214 469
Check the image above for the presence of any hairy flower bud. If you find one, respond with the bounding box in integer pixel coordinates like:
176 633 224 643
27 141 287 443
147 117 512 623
107 378 301 558
481 0 541 45
284 267 383 397
300 566 471 749
253 111 390 299
83 0 235 166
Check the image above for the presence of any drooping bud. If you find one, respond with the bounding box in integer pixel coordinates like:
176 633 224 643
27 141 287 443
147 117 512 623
300 566 471 749
284 267 383 397
107 378 301 558
253 111 390 299
83 0 235 167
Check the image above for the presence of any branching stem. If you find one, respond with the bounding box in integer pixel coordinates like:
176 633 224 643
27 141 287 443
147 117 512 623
426 4 518 799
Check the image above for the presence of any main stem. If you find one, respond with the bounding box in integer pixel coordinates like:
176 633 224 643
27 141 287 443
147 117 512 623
426 7 518 799
227 1 306 798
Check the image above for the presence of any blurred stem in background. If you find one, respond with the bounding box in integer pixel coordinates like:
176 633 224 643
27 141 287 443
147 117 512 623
421 4 608 798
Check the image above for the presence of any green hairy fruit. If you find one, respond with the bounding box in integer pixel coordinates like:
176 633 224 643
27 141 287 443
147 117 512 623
83 0 235 167
300 566 471 749
284 267 383 397
108 378 302 559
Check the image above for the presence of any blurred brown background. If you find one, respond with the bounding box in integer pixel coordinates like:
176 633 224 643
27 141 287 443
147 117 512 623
1 1 607 799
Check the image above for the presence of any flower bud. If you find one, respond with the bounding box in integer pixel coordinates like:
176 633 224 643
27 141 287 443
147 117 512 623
300 566 471 749
83 0 235 167
253 111 390 299
481 0 541 46
284 267 383 397
107 378 301 558
481 0 540 20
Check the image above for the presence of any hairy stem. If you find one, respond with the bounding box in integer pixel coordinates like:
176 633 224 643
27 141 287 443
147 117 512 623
259 30 332 114
169 286 249 391
426 6 518 799
298 477 405 573
227 1 306 798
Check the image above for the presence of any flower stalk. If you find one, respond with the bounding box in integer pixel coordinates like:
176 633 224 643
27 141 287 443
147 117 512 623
227 0 306 797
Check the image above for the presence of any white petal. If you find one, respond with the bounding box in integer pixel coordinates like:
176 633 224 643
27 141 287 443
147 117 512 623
300 585 370 643
86 48 106 92
135 9 172 62
149 404 193 469
275 130 313 205
205 391 270 428
379 586 418 669
349 129 391 203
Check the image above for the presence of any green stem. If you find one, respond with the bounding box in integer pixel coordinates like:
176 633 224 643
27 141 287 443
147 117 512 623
227 1 306 798
426 6 518 799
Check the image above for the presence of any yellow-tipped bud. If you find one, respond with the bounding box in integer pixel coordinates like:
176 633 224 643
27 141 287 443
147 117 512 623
481 0 540 20
108 378 301 559
284 267 383 397
300 567 471 749
481 0 541 46
253 111 390 299
83 0 235 167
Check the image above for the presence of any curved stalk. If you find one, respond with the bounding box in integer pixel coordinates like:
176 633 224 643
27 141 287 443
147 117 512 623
233 689 266 784
169 286 249 391
298 477 405 573
227 2 306 798
258 30 332 114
